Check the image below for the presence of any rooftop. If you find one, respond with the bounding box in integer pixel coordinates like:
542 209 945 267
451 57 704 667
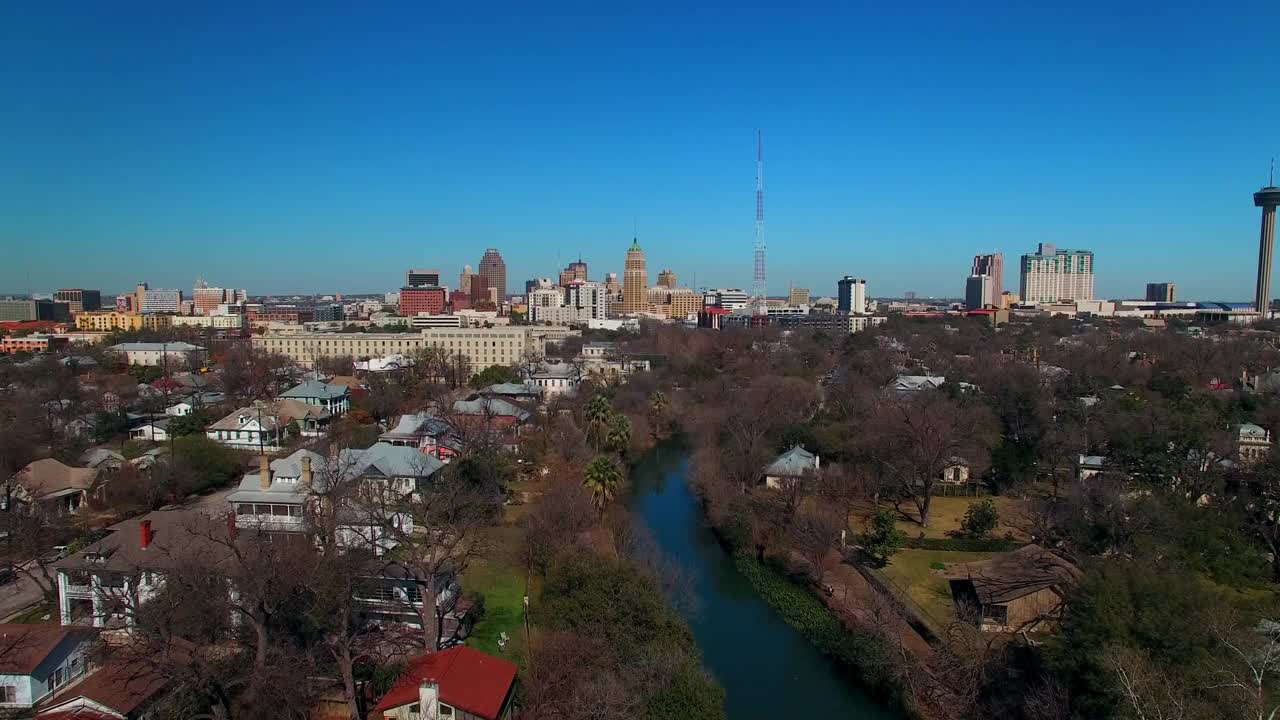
373 646 517 719
0 624 93 675
280 380 349 400
107 342 204 352
764 446 818 478
12 459 99 500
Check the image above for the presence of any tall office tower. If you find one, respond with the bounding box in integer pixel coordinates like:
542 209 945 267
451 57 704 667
605 272 620 296
971 253 1004 297
622 239 648 313
656 269 677 289
478 249 507 300
459 265 475 299
54 289 101 314
1018 243 1094 303
837 276 867 314
406 268 441 288
1255 175 1280 315
192 280 230 315
788 286 811 306
134 282 148 314
399 286 447 316
1145 283 1177 302
141 287 181 314
558 257 588 286
965 275 996 309
469 275 490 307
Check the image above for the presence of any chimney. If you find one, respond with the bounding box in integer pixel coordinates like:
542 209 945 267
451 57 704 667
418 680 439 719
301 456 313 491
226 511 238 540
259 455 271 490
139 519 153 550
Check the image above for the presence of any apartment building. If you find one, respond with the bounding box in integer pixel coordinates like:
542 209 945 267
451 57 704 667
1019 243 1095 303
53 289 102 314
253 326 544 370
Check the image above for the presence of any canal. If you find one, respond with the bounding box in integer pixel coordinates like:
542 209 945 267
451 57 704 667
627 446 897 719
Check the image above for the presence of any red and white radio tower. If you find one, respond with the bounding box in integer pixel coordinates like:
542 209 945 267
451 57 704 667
753 130 767 313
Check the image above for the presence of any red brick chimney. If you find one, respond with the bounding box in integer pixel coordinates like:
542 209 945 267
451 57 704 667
226 511 238 540
139 519 153 550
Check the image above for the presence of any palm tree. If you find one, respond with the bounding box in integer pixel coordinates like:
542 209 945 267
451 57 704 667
605 413 631 455
585 395 612 451
648 390 668 439
582 455 624 513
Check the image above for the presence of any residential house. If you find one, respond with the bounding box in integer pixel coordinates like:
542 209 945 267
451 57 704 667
127 418 170 442
888 375 947 392
580 341 616 360
165 401 195 416
762 446 820 489
947 545 1081 633
523 361 580 397
79 449 125 472
373 646 518 720
1077 455 1106 482
1235 423 1272 464
6 459 102 515
0 624 94 709
450 398 530 451
478 383 543 404
380 412 462 462
205 399 331 451
940 457 970 485
279 380 350 415
35 653 175 720
227 447 435 554
54 512 214 628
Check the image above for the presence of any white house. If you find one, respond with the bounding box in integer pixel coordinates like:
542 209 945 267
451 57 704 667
888 375 947 392
128 418 171 442
165 400 195 416
524 361 580 397
106 342 205 367
279 380 350 415
0 624 94 709
1235 423 1272 465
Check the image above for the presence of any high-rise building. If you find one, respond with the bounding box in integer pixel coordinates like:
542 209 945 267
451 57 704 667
140 288 182 314
788 287 811 306
605 273 620 297
657 269 677 289
837 277 868 314
558 258 588 287
399 287 447 316
459 265 475 298
622 239 648 313
1255 180 1280 314
406 269 441 289
705 288 749 311
1019 243 1094 304
971 253 1003 297
469 275 491 307
54 289 101 314
478 250 507 301
192 281 245 316
1145 283 1177 302
0 298 70 322
966 275 996 309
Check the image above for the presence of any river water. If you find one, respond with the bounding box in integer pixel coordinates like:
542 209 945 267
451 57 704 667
627 446 896 719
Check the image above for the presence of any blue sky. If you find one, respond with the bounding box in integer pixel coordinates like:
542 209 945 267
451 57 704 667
1 1 1275 300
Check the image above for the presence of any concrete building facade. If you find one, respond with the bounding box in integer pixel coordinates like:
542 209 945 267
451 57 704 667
621 239 648 314
253 327 544 370
478 249 507 301
1019 243 1094 304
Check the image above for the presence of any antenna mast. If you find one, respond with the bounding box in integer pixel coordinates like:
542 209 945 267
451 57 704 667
753 129 767 314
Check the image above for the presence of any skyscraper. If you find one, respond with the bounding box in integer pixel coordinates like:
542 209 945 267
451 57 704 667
656 269 677 289
558 258 588 287
54 289 101 314
971 253 1003 297
966 275 995 309
406 268 441 288
837 276 867 314
622 239 648 313
1019 243 1094 303
1255 177 1280 315
478 249 507 301
1145 283 1177 302
459 265 475 299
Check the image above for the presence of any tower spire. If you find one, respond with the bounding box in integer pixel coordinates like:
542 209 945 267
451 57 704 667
753 129 767 314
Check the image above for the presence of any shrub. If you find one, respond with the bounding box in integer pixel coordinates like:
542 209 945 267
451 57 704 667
861 510 906 566
959 498 999 539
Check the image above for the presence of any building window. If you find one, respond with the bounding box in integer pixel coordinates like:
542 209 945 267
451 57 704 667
439 703 455 716
0 686 14 703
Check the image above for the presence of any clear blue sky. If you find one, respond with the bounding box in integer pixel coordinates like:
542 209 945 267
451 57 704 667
2 1 1276 300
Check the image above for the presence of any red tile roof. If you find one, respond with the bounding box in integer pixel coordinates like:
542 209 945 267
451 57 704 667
372 646 517 720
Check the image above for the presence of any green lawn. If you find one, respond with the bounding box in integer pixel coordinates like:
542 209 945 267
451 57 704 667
5 602 54 624
461 526 529 664
853 494 1030 541
876 549 995 628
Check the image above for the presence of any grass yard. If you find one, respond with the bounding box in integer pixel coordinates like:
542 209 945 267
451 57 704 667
461 526 530 665
876 549 995 628
5 602 54 624
852 494 1031 542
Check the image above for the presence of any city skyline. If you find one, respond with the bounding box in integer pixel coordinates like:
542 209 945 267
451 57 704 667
4 4 1278 299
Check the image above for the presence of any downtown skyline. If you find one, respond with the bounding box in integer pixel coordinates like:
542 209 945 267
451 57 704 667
4 3 1278 299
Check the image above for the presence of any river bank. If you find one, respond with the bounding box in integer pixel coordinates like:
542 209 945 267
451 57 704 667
627 445 900 719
